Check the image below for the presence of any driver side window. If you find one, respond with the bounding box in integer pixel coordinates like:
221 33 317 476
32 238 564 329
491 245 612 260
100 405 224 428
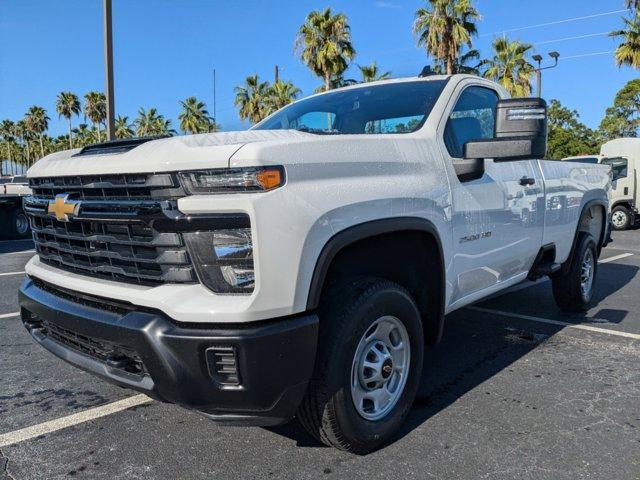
444 86 499 158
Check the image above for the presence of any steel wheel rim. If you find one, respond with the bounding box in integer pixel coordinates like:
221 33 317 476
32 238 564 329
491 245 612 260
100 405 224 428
16 213 29 235
580 248 595 300
612 211 627 228
350 315 410 421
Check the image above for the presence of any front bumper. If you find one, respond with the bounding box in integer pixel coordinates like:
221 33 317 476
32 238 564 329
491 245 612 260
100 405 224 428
19 278 318 426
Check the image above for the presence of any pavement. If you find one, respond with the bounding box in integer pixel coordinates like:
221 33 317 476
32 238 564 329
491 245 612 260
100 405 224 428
0 232 639 479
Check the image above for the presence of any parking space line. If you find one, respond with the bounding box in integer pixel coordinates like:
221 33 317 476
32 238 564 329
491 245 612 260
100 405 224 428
0 312 19 319
0 394 152 448
0 271 25 277
2 250 35 256
468 306 640 340
599 252 634 264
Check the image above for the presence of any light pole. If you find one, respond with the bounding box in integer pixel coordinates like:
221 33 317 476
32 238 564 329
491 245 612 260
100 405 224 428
531 51 560 98
103 0 115 141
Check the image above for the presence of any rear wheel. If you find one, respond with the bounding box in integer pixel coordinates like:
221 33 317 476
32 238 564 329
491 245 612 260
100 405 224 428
551 232 597 312
611 205 631 231
297 278 424 454
8 209 30 239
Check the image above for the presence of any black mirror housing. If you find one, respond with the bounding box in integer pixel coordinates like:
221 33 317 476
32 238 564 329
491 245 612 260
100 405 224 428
464 98 547 161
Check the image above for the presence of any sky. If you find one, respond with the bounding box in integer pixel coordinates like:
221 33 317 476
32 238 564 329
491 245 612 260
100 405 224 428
0 0 638 137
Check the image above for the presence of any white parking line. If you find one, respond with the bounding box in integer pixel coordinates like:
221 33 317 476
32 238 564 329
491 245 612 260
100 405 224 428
468 306 640 340
0 394 153 448
2 250 35 256
599 252 634 264
0 311 19 319
0 271 25 277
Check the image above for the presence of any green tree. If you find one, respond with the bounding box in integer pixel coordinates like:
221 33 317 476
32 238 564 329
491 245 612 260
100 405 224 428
413 0 480 75
134 108 174 137
610 12 640 69
55 92 81 148
481 37 534 97
14 120 29 166
83 91 106 141
296 8 356 91
25 106 49 158
599 79 640 139
546 100 598 159
114 115 134 139
264 80 302 116
234 75 272 123
178 96 218 134
0 120 16 172
73 123 98 147
358 62 391 82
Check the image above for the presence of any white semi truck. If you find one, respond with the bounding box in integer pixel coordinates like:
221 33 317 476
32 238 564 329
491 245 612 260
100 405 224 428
19 74 611 453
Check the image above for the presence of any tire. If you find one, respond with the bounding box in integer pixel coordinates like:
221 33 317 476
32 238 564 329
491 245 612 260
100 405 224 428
297 278 424 454
611 205 631 231
9 209 31 239
551 232 597 312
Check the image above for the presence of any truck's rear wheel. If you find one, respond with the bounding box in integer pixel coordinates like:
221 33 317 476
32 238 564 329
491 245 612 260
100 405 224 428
297 278 423 454
551 232 597 312
611 205 631 230
8 209 30 239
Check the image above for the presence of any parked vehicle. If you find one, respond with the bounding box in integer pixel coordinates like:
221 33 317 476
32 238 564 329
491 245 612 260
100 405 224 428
0 176 32 239
19 74 611 453
600 138 639 230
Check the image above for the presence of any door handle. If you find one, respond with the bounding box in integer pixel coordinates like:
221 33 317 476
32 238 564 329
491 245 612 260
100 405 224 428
519 176 535 186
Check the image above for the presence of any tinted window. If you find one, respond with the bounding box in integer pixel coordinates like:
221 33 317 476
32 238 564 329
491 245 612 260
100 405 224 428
255 80 446 135
444 86 499 158
565 157 599 164
602 157 628 181
12 176 26 183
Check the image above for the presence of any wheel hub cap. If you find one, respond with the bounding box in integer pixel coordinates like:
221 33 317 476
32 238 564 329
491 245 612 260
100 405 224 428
612 211 626 228
580 249 594 299
351 316 410 421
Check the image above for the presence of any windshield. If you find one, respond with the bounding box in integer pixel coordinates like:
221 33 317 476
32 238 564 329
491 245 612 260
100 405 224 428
602 157 628 181
565 157 599 164
254 80 447 135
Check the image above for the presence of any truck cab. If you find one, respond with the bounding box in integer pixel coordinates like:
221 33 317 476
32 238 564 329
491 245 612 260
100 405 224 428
600 138 639 230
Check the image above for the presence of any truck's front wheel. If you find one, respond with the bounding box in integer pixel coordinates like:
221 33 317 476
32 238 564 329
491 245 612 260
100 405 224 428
611 205 631 231
297 278 423 454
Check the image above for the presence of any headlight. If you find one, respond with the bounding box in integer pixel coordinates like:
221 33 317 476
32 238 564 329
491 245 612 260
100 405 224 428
179 166 285 194
184 226 255 294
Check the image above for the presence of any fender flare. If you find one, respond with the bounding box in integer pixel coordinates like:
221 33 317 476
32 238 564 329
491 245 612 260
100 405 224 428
305 217 446 342
562 199 608 272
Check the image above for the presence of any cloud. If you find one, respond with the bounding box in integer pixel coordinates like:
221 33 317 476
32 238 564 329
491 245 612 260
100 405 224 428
375 1 401 9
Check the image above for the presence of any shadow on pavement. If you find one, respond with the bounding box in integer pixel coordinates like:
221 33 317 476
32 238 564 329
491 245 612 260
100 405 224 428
0 238 34 255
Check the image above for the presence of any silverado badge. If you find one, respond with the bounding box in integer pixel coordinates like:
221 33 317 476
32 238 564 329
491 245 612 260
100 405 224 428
48 194 80 222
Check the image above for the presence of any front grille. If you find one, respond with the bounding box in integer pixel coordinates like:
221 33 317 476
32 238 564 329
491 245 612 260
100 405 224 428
25 173 197 286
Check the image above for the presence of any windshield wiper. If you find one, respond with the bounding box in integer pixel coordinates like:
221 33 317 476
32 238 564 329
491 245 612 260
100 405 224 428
295 126 343 135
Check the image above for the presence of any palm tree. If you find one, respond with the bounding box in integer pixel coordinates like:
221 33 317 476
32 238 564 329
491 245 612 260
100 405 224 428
73 123 96 147
264 80 302 116
0 120 16 172
114 115 134 138
55 92 81 148
25 106 49 158
234 75 272 123
83 91 106 141
14 120 29 166
178 97 215 134
296 8 356 91
134 108 174 137
481 37 534 97
611 12 640 69
358 62 391 82
626 0 639 10
413 0 480 75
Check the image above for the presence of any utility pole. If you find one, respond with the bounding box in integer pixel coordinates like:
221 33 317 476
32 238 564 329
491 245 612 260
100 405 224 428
103 0 115 141
213 68 217 123
531 51 560 98
275 65 279 83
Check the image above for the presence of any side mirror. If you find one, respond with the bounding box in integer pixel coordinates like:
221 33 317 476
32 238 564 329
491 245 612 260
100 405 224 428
464 98 548 161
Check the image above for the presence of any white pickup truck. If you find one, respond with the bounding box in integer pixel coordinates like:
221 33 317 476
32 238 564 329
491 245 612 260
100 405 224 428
19 74 611 453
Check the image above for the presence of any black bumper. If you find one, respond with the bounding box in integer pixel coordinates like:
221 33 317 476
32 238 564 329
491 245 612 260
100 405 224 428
19 278 318 426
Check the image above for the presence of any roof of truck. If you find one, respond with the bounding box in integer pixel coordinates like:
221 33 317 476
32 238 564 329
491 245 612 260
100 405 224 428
600 138 640 161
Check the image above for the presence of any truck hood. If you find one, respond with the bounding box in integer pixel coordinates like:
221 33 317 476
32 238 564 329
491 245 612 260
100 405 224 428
28 130 314 177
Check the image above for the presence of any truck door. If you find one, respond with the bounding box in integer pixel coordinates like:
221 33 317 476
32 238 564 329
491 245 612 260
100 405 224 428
438 84 544 306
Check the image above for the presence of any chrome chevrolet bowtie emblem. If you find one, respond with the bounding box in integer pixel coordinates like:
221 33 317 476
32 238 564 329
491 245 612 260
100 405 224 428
47 194 80 222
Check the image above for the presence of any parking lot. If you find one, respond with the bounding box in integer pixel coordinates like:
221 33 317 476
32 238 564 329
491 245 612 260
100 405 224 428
0 232 639 480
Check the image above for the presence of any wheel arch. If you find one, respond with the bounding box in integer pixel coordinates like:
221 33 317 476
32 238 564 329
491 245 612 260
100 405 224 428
306 217 446 344
562 199 608 273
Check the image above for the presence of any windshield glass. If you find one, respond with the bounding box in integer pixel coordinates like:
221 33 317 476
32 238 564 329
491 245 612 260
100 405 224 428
254 80 447 135
565 157 599 164
602 157 628 181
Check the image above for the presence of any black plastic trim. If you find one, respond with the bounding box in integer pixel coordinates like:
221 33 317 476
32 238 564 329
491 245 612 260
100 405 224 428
561 199 608 274
306 217 446 341
72 137 167 157
19 278 319 426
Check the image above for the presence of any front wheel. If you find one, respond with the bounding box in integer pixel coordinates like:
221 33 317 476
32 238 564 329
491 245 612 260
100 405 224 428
611 205 631 231
551 232 597 312
297 278 424 454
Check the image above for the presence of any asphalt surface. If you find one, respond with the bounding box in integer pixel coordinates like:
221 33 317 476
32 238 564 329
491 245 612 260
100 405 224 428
1 232 639 479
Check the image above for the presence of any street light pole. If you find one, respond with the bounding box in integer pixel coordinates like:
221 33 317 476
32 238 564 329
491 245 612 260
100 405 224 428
103 0 115 141
531 51 559 98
